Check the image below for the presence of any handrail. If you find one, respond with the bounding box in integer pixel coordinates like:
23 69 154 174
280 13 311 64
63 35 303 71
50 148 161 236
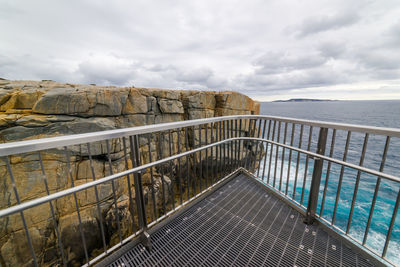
1 115 399 267
1 115 400 157
1 136 399 220
0 138 230 218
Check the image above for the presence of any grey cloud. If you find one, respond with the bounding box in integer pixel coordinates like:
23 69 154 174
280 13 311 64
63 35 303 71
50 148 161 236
1 0 400 100
317 42 346 59
296 12 360 37
76 56 137 86
176 67 227 89
253 52 327 74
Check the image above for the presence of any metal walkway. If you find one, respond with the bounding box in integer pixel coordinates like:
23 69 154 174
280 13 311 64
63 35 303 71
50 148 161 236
98 174 374 267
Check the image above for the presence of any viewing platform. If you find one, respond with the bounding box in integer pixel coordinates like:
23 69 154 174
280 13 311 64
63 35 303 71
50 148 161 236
98 173 374 267
0 115 399 266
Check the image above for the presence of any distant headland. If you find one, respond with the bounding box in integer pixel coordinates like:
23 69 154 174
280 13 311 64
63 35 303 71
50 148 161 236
272 98 337 103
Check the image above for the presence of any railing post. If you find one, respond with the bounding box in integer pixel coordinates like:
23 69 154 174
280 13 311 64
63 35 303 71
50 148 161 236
304 127 328 225
130 135 152 251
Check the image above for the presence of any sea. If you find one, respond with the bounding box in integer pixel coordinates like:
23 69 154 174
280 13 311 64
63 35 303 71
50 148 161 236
259 100 400 265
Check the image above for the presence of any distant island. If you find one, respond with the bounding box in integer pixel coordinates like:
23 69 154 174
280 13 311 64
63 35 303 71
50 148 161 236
272 98 337 102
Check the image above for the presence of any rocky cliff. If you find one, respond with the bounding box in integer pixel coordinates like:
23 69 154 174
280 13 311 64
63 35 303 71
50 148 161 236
0 79 260 266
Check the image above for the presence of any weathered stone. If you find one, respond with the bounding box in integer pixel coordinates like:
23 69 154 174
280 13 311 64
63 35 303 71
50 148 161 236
0 80 260 266
215 108 251 116
1 227 46 267
0 90 11 106
115 114 152 128
186 92 216 109
188 109 214 120
0 88 45 110
154 113 184 124
105 195 133 246
158 99 184 114
86 87 129 116
140 88 180 100
216 91 256 112
59 208 103 266
32 87 91 115
15 115 52 127
32 87 129 116
122 88 148 114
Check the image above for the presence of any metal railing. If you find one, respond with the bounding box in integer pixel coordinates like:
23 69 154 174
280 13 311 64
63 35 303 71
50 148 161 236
0 115 399 266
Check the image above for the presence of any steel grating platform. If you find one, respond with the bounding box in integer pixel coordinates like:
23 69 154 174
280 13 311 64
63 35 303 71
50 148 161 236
98 174 375 267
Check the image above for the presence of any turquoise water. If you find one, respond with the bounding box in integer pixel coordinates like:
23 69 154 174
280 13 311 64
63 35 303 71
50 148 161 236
259 100 400 265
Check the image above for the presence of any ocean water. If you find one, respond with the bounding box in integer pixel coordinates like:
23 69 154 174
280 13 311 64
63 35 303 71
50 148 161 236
259 100 400 265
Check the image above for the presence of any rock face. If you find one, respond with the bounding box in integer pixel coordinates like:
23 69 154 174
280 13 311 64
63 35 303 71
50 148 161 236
0 80 260 266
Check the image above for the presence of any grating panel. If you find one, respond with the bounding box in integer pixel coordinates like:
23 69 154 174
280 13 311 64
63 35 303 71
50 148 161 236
99 174 375 267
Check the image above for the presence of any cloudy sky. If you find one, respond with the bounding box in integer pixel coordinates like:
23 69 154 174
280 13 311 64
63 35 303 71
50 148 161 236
1 0 400 101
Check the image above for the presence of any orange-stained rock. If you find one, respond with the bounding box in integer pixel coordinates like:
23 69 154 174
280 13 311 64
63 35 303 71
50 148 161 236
0 79 259 266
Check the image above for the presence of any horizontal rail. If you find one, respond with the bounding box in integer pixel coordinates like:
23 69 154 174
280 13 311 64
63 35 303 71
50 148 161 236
0 138 230 218
1 136 399 219
1 115 400 157
241 137 400 183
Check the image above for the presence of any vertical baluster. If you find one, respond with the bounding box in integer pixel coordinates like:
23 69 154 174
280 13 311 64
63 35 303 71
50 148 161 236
176 129 183 205
198 124 203 191
156 133 167 216
147 134 158 219
347 133 369 234
363 136 390 245
130 135 151 250
252 119 261 171
226 120 231 172
237 119 242 169
267 120 276 184
247 119 253 170
167 130 175 210
192 126 198 193
285 123 295 195
332 131 352 225
382 188 400 257
262 120 272 181
216 121 220 177
38 152 67 266
211 122 216 183
105 140 123 243
64 148 89 264
234 119 238 169
245 119 252 170
293 124 304 199
230 119 234 173
162 132 173 211
219 121 223 179
4 156 39 267
301 126 313 205
122 137 138 231
257 119 267 177
205 123 209 187
87 144 108 253
304 127 328 225
267 120 277 184
185 127 190 199
223 120 227 175
279 122 288 191
273 121 281 187
319 129 336 217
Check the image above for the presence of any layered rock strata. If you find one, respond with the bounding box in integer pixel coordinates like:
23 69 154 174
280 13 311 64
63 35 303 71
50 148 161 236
0 79 261 266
